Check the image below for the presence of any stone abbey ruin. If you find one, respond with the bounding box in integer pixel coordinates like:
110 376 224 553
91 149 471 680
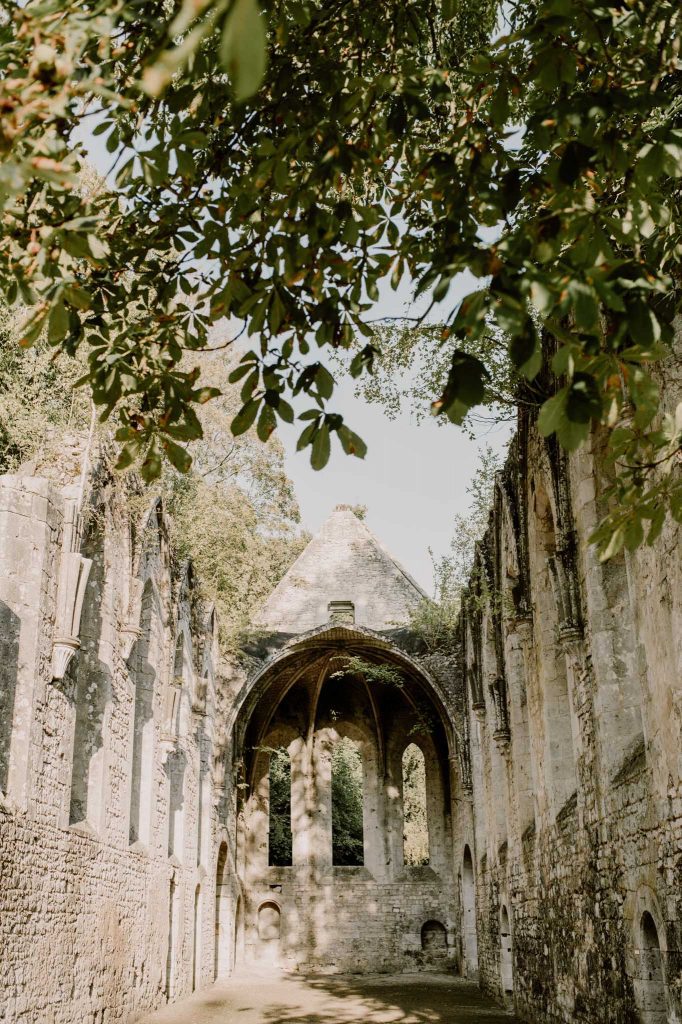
0 358 681 1024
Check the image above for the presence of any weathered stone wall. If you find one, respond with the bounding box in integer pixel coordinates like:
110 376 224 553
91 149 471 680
452 342 682 1022
0 467 229 1024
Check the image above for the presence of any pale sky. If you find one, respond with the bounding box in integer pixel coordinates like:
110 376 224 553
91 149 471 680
274 275 512 594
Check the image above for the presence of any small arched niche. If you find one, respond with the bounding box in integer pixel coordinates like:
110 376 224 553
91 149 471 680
635 911 667 1024
257 901 281 958
402 743 429 866
421 920 447 955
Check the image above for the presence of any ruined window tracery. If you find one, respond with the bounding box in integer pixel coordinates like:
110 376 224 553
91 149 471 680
331 737 364 866
402 743 429 866
268 747 293 867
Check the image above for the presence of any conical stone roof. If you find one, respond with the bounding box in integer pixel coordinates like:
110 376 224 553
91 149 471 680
255 504 427 634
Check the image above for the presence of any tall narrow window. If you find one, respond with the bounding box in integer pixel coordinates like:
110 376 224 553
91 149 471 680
166 877 179 1001
215 843 230 979
193 885 202 992
500 905 513 997
69 538 109 830
331 737 364 866
167 749 186 860
129 581 158 847
0 602 20 797
268 747 292 867
462 845 478 974
402 743 429 866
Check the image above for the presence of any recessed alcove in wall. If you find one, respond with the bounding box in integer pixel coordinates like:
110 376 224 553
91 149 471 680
500 904 513 997
635 911 667 1024
421 920 447 953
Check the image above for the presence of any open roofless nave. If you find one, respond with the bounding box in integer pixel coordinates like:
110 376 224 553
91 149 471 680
0 362 681 1024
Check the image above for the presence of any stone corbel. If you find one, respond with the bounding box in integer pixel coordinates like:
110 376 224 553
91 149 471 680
52 550 92 681
120 577 144 661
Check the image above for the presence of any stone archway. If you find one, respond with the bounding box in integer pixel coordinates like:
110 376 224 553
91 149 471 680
232 624 458 975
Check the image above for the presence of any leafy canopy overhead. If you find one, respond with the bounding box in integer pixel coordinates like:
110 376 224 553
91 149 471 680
1 0 681 556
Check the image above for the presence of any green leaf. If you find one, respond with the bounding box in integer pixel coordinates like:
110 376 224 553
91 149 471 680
311 424 331 469
48 300 69 344
231 398 260 436
565 373 602 424
220 0 268 102
338 426 367 459
509 323 541 378
140 446 162 483
432 350 490 425
163 438 192 473
64 285 91 310
537 390 568 437
256 401 276 441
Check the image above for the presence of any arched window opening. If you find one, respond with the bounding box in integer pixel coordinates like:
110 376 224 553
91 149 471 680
192 885 202 992
462 845 478 973
636 912 667 1024
167 749 186 861
166 876 180 1002
331 737 364 866
269 747 293 867
68 539 108 830
215 843 230 979
421 920 447 954
532 476 578 815
402 743 429 866
0 602 20 798
129 583 158 846
500 905 513 996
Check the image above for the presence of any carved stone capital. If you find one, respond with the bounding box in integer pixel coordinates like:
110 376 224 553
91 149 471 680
52 637 81 682
471 700 486 722
120 624 142 662
493 728 511 757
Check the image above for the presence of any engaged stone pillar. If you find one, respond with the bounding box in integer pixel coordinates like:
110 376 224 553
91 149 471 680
244 756 269 880
310 733 333 873
362 740 385 878
290 737 310 867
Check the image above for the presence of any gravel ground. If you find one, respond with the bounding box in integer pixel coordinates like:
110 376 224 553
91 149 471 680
137 971 519 1024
